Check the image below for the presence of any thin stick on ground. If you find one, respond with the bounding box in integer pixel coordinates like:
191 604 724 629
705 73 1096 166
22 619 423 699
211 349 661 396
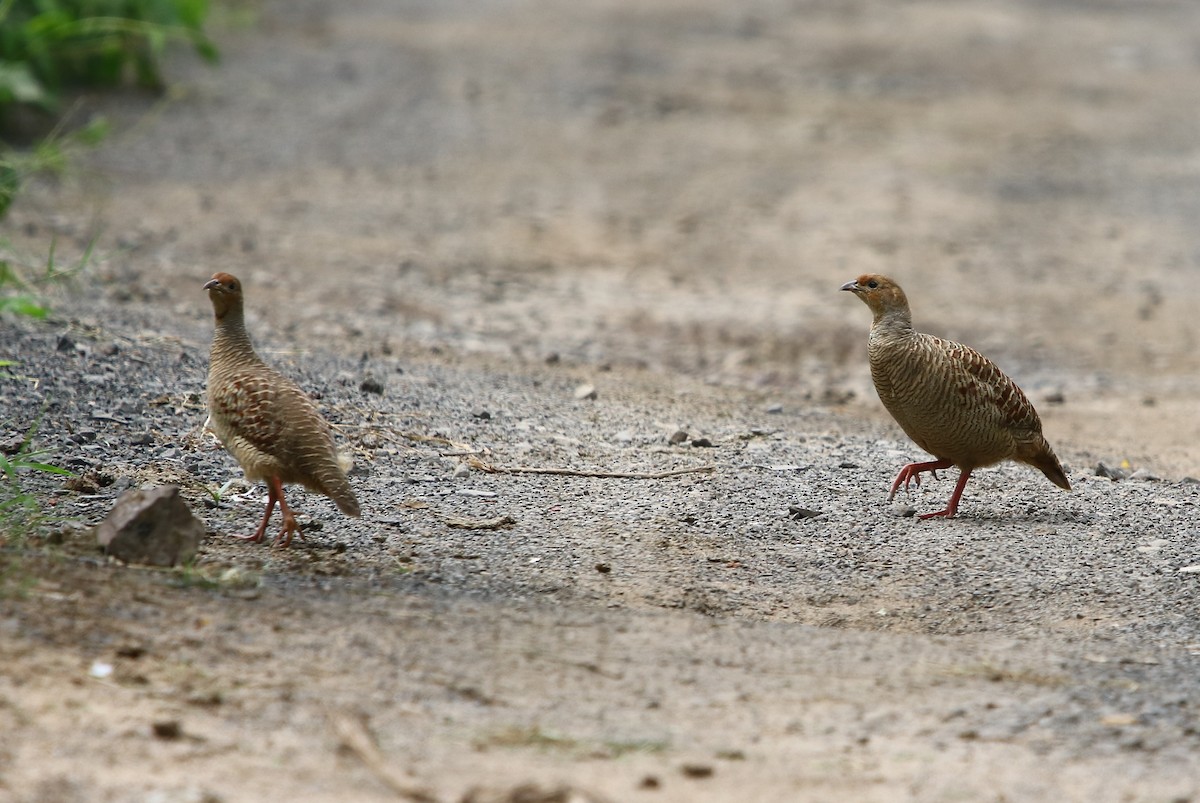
328 710 437 802
467 456 715 479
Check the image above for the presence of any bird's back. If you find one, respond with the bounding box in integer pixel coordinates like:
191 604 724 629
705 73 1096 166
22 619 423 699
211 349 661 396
868 327 1048 471
208 352 360 517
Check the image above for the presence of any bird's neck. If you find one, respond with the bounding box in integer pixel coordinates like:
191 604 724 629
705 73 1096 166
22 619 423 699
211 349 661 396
870 306 914 341
211 307 261 365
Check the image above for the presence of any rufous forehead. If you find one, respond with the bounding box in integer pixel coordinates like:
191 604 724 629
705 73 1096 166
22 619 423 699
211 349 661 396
211 271 240 284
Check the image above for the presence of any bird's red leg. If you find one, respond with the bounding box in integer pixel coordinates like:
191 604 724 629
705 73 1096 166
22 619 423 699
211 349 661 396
232 480 279 542
270 476 302 548
918 469 973 520
888 459 954 501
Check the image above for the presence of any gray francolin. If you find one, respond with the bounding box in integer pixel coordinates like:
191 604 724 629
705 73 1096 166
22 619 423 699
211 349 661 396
204 272 360 546
841 274 1069 519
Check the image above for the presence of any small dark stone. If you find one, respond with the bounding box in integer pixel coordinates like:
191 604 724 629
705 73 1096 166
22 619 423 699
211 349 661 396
668 430 689 444
69 429 97 444
838 461 859 469
681 764 714 779
788 506 821 520
1043 390 1066 405
472 410 492 420
56 334 76 352
152 720 182 740
639 776 661 790
690 437 714 448
360 376 385 395
595 562 612 574
1095 462 1127 481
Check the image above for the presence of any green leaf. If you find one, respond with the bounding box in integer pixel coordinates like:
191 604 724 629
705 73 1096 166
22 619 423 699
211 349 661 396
0 61 49 105
0 296 48 318
22 461 71 476
0 166 19 219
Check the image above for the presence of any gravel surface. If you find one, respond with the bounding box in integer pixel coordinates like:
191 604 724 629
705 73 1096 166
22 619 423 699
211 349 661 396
3 1 1200 801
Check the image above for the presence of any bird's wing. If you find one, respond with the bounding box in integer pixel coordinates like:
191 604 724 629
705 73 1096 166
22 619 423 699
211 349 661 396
934 337 1043 435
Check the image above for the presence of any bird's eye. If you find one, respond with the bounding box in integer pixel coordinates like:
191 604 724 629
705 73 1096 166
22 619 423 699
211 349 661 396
866 279 879 289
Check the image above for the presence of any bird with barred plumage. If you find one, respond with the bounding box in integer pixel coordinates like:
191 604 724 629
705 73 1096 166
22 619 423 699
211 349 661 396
204 272 360 546
841 274 1070 519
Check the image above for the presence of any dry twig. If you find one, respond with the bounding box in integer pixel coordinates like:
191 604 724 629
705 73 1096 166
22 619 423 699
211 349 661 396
440 514 516 530
466 456 715 480
329 710 437 802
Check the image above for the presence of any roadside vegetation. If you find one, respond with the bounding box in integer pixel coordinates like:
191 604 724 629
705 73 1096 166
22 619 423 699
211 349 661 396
1 0 217 542
0 0 217 216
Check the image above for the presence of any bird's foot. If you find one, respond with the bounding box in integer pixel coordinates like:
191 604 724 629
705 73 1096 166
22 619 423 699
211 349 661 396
917 508 955 520
888 459 955 501
230 531 267 543
273 513 302 548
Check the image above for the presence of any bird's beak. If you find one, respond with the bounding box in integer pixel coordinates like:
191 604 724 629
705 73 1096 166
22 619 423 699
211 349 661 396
203 278 222 292
839 280 859 292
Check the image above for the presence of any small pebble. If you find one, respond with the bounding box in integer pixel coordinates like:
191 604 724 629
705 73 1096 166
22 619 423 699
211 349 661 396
681 764 714 779
152 720 183 740
573 383 597 400
691 437 714 448
765 403 784 414
668 430 689 444
595 562 612 574
360 376 385 395
451 463 471 479
788 506 821 520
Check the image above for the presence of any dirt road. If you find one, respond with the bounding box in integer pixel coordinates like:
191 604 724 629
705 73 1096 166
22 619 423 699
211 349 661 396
3 1 1200 800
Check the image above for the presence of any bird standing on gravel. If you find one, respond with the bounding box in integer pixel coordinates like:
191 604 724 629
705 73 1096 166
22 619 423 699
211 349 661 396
204 272 360 546
841 274 1069 519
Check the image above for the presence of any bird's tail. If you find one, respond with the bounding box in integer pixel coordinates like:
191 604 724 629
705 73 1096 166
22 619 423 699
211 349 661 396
1027 440 1071 491
327 478 361 517
330 450 361 517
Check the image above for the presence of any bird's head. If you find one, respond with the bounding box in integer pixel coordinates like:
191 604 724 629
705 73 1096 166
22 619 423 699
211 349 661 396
204 272 244 319
839 274 910 320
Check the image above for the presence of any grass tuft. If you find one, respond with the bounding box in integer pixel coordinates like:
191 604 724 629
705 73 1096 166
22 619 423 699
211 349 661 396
0 408 72 547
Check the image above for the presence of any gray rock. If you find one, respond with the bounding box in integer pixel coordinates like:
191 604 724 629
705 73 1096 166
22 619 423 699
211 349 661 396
573 383 597 400
94 486 205 567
